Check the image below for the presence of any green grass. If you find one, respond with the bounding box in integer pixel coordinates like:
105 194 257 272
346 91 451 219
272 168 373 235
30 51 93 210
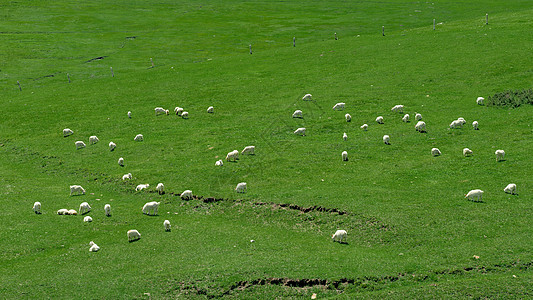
1 0 532 298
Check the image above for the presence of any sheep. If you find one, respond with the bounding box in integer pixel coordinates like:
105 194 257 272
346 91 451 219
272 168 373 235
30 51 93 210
332 102 345 111
495 149 505 161
415 121 426 132
465 189 484 201
457 117 466 125
75 141 86 150
383 135 390 145
343 132 347 141
174 107 183 116
294 127 306 136
345 113 351 122
127 111 132 118
360 124 368 131
292 110 303 118
302 94 312 101
476 97 484 105
450 120 463 129
89 135 99 145
182 111 189 119
155 107 169 116
415 113 422 121
109 141 116 151
391 105 404 113
134 134 143 142
68 209 77 215
232 149 239 160
180 190 193 200
118 157 124 167
342 151 348 161
402 114 410 123
241 146 255 155
156 183 165 195
463 148 473 157
331 230 347 243
127 229 141 242
226 151 237 162
431 148 441 157
142 201 160 216
79 202 91 214
207 106 214 113
83 216 93 222
472 121 479 130
375 116 384 124
122 173 132 180
70 185 85 196
215 159 224 166
104 204 111 216
57 209 69 215
135 184 149 191
63 128 74 137
504 183 517 195
89 242 100 252
235 182 247 193
164 220 171 231
32 202 41 214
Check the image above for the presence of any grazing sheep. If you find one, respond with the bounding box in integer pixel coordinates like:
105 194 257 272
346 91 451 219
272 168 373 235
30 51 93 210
342 151 348 161
402 114 410 123
127 111 132 118
164 220 171 231
70 185 85 196
375 116 384 124
104 204 111 216
83 216 93 222
241 146 255 155
135 184 149 191
226 151 237 162
292 110 303 118
415 113 422 121
127 229 141 242
122 173 132 180
332 230 347 243
345 113 351 122
472 121 479 130
79 202 91 214
302 94 312 101
174 107 183 116
360 124 368 131
465 189 484 201
109 141 116 151
207 106 214 113
495 149 505 161
343 132 347 141
463 148 473 157
89 135 99 145
415 121 426 132
182 111 189 119
450 120 463 129
431 148 441 157
63 128 74 137
155 107 169 115
89 242 100 252
457 117 466 124
33 202 41 214
215 159 224 166
332 102 345 111
476 97 484 105
294 127 306 136
68 209 77 215
504 183 517 195
134 134 143 142
118 157 124 167
232 150 239 160
142 201 160 216
57 209 69 215
235 182 247 193
75 141 86 150
391 105 404 113
383 135 390 145
180 190 193 200
156 183 165 195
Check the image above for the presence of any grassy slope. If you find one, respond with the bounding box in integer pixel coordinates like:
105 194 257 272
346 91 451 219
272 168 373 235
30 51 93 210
1 0 532 298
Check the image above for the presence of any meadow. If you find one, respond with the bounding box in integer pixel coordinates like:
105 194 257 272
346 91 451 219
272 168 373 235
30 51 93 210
1 0 532 298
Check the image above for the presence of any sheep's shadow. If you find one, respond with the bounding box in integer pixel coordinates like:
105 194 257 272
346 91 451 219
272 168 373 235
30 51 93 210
128 239 141 243
334 241 349 245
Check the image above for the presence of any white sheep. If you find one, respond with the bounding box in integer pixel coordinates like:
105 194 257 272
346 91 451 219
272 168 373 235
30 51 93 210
415 121 426 132
450 120 463 129
79 202 91 214
127 229 141 242
164 220 171 231
495 149 505 161
89 135 99 145
180 190 193 200
70 185 85 196
118 157 124 167
109 141 116 151
127 111 132 118
33 202 41 214
215 159 224 166
122 173 132 180
135 184 149 191
226 151 237 162
83 216 93 222
142 201 160 216
342 151 348 161
207 106 214 113
476 97 484 105
241 146 255 155
292 110 303 118
332 230 347 243
343 132 347 141
302 94 312 101
104 204 111 216
415 113 422 121
376 116 384 124
89 242 100 252
360 124 368 131
402 114 410 123
463 148 473 157
75 141 86 150
391 105 404 113
57 209 69 215
332 102 345 111
182 111 189 119
345 113 351 122
457 117 466 125
174 107 183 116
465 189 484 201
431 148 441 157
504 183 517 195
235 182 247 193
134 134 143 142
156 183 165 195
63 128 74 137
383 135 390 145
294 128 306 136
68 209 77 215
472 121 479 130
155 107 169 115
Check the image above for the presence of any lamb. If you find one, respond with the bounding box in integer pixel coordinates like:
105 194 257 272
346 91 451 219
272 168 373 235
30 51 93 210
226 151 237 162
75 141 86 150
504 183 517 195
292 110 303 118
241 146 255 155
402 114 410 123
391 105 404 113
476 97 484 105
57 209 69 215
360 124 368 131
207 106 214 113
431 148 441 157
156 183 165 195
142 201 160 216
465 189 484 201
415 113 422 121
342 151 348 161
472 121 479 130
450 120 463 129
463 148 473 157
83 216 93 222
104 204 111 216
70 185 85 196
32 202 41 214
127 111 132 118
332 102 345 111
294 128 306 136
375 116 384 124
331 230 347 243
180 190 193 200
345 113 351 122
134 134 143 141
109 141 116 151
68 209 77 215
182 111 189 119
122 173 132 180
89 135 99 145
63 128 74 137
135 184 149 191
118 157 124 167
235 182 247 193
231 150 239 160
302 94 312 101
457 117 466 125
79 202 91 214
415 121 426 132
215 159 224 166
89 242 100 252
383 135 390 145
495 149 505 161
174 107 183 116
164 220 171 231
155 107 169 115
343 132 347 141
127 229 141 242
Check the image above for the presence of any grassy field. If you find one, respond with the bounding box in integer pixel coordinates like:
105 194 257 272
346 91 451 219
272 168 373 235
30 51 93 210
1 0 532 298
